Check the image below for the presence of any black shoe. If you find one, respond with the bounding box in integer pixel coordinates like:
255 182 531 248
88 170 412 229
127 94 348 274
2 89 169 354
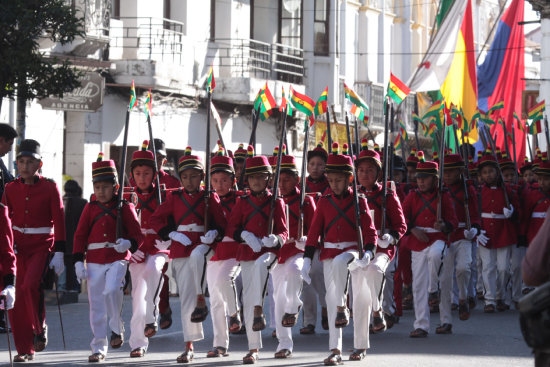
496 300 509 312
144 323 158 338
33 324 47 352
384 312 399 329
110 331 124 349
435 323 452 334
468 296 476 309
159 308 172 330
458 301 470 321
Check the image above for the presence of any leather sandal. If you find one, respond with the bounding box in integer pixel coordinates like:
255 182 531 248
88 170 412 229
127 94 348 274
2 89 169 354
229 314 242 333
321 315 329 330
435 323 452 334
88 352 105 363
33 325 47 352
206 346 227 358
144 323 158 338
371 313 387 333
159 309 173 329
409 328 428 338
300 324 315 334
14 354 35 362
335 308 349 328
349 349 366 361
243 351 259 364
190 306 209 323
252 314 266 332
484 304 496 313
110 331 124 349
281 312 298 327
324 353 343 366
130 347 146 358
176 350 194 363
274 349 292 359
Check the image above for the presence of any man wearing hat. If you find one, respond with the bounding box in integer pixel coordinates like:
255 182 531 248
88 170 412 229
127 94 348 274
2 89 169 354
150 146 226 363
233 143 248 189
476 149 520 313
2 139 66 361
303 143 377 365
0 123 17 199
226 146 288 364
401 151 458 338
520 157 535 186
73 152 144 362
438 153 480 333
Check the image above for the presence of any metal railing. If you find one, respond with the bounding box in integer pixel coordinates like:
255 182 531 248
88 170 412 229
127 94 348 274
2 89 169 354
211 38 305 84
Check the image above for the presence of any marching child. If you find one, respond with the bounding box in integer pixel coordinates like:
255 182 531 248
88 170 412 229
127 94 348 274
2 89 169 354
226 146 288 364
2 139 66 362
150 146 226 363
73 153 144 362
303 143 377 365
401 151 458 338
127 141 171 358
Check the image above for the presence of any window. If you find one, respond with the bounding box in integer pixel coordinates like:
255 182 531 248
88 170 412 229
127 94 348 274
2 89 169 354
211 0 216 40
314 0 329 55
279 0 302 48
163 0 171 30
112 0 120 19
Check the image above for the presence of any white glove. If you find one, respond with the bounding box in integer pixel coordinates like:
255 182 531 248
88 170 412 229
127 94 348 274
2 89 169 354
0 285 15 310
262 234 279 248
130 249 145 263
114 238 132 253
477 230 489 247
49 251 65 276
377 234 394 249
295 236 307 251
464 228 477 240
503 205 514 219
349 252 372 271
200 230 218 245
169 231 192 246
154 239 171 251
301 258 312 284
75 261 87 284
241 230 262 253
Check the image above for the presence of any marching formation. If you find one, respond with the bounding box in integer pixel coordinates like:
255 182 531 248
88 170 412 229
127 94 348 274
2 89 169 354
0 116 547 365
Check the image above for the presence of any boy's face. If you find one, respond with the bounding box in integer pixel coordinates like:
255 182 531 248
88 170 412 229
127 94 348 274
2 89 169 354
523 169 535 184
443 168 461 186
16 156 41 181
538 175 550 192
501 168 516 183
155 153 166 170
307 156 326 180
180 168 203 193
393 170 405 184
278 172 299 196
327 172 350 196
211 171 234 196
132 165 155 191
416 176 436 193
93 180 115 204
480 165 498 186
356 161 379 188
0 137 14 157
407 166 417 183
234 161 245 180
247 173 270 193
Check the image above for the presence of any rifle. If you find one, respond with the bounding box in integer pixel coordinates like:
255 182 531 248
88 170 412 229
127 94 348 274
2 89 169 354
480 123 511 207
500 118 519 183
544 115 550 150
298 110 310 239
204 90 213 234
354 116 361 159
248 107 261 150
326 105 332 150
437 114 447 222
381 100 391 235
451 122 472 231
344 112 364 259
414 96 421 151
116 97 132 239
146 92 163 205
267 107 288 234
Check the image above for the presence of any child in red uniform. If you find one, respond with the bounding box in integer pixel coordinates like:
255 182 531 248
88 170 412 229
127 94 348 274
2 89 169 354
73 153 144 362
150 147 226 363
303 143 377 365
402 152 458 338
127 141 171 357
0 202 16 320
2 139 66 362
226 146 288 364
355 141 406 336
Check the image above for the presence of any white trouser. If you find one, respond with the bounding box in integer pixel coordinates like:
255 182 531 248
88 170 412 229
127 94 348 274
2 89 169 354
351 265 372 350
365 252 390 313
129 254 167 350
476 245 484 294
301 249 327 327
510 246 526 303
206 258 241 349
190 244 213 295
324 250 358 351
240 252 278 350
468 241 478 298
440 240 472 324
411 240 446 331
271 254 304 352
172 257 204 342
382 255 397 315
267 276 276 329
86 260 128 355
477 245 512 305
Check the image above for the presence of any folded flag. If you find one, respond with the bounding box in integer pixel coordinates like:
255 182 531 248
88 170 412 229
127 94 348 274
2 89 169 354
344 83 369 111
387 73 411 105
314 87 328 117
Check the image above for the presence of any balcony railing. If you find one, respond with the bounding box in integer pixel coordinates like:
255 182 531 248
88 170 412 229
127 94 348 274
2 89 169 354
210 38 305 84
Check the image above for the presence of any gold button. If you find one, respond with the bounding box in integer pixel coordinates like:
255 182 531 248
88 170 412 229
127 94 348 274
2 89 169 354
25 210 28 214
104 233 107 237
25 197 29 200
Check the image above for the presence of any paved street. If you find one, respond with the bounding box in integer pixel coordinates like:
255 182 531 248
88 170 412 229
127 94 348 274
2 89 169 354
0 294 533 366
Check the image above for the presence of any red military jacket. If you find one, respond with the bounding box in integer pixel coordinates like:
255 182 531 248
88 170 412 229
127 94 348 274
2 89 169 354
279 188 316 264
305 187 377 261
479 183 520 249
73 198 144 264
520 186 550 243
305 176 329 198
0 203 16 287
226 191 288 262
445 182 481 243
2 175 66 255
210 190 241 261
359 182 407 260
402 188 459 252
149 189 226 259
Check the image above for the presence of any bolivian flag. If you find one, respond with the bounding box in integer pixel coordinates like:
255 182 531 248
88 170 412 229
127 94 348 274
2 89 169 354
343 83 369 111
290 86 315 118
387 73 410 105
129 80 137 111
314 87 328 117
528 100 545 120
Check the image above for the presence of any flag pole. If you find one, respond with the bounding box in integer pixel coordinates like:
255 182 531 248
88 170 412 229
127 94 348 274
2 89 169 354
204 89 212 234
544 115 550 150
116 99 131 239
268 109 288 234
326 109 332 150
510 120 519 182
145 92 162 204
414 96 421 151
526 132 534 161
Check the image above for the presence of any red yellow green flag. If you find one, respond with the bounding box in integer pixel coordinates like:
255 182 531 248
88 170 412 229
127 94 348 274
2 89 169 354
206 65 215 92
254 83 277 121
528 100 545 119
387 73 411 105
343 83 369 111
529 119 542 135
144 89 152 119
129 80 137 111
290 86 315 118
314 87 328 116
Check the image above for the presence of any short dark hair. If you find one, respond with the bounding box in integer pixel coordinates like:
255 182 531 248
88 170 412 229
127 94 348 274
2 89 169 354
0 123 17 140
